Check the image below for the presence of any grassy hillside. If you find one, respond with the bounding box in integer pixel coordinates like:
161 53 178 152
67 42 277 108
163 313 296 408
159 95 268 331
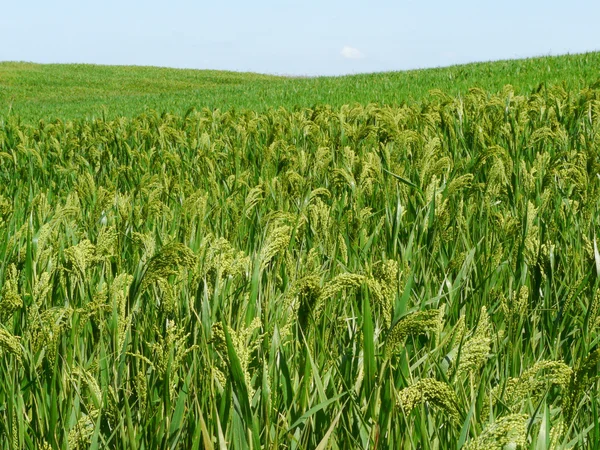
1 51 600 122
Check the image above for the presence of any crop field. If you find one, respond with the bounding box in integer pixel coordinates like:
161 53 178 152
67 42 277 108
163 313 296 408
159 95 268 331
1 55 600 449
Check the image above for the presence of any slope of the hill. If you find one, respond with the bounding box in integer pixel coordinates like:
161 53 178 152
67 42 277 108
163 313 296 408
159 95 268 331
1 52 599 122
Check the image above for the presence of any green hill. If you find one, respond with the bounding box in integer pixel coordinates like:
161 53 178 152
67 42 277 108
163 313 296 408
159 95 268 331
1 51 600 122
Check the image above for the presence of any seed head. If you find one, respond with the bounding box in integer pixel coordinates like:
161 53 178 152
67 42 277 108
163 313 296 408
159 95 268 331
396 378 460 423
463 414 528 450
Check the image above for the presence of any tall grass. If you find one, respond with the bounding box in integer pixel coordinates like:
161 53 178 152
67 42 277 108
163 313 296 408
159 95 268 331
0 82 600 448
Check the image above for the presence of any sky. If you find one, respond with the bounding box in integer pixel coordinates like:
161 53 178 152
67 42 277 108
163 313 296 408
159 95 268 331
1 0 599 76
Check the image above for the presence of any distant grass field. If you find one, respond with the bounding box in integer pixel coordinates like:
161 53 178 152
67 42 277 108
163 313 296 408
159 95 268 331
1 52 600 122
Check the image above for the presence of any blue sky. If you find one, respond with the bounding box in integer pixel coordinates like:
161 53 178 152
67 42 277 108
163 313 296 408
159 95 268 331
2 0 599 76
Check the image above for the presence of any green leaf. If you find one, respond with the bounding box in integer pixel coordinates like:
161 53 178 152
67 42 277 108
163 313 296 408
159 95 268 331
246 256 261 325
169 371 191 448
456 401 474 449
315 402 347 450
287 393 345 431
362 288 376 419
382 167 423 194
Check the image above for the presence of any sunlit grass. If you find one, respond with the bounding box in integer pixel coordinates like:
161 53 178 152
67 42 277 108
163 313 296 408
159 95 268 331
1 51 600 122
0 54 599 448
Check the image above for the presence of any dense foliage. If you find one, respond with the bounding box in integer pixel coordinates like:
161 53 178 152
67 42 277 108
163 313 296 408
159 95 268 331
1 83 600 448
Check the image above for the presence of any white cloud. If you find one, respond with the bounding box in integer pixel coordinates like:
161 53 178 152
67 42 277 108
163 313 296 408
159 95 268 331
341 46 365 59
